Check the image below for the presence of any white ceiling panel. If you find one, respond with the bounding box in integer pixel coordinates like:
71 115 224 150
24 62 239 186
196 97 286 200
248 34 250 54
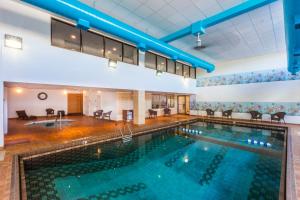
79 0 286 62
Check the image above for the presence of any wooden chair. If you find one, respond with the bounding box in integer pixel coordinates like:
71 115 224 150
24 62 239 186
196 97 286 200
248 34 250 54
148 109 157 118
102 111 112 120
206 108 215 117
249 111 262 121
93 110 103 119
163 108 171 116
46 108 55 117
271 112 286 123
222 109 232 118
16 110 37 120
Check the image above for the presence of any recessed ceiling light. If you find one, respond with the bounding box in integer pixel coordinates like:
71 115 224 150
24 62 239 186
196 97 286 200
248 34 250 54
70 34 76 39
107 50 111 54
112 47 117 51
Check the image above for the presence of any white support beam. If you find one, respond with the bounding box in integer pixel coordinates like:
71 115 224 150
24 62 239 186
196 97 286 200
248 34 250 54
133 90 146 125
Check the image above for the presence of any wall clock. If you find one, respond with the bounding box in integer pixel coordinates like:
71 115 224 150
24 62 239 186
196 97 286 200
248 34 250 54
37 92 48 100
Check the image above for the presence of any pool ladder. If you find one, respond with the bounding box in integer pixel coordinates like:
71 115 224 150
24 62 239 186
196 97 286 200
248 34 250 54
116 123 133 143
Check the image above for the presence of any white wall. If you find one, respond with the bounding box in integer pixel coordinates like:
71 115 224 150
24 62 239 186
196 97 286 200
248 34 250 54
194 53 300 124
7 87 69 118
0 0 198 94
198 53 287 77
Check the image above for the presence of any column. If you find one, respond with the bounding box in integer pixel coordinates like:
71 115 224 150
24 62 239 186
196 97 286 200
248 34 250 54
0 81 4 147
133 90 145 125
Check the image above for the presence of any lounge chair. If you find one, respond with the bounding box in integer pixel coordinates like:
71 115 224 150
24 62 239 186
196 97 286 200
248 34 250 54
271 112 286 123
148 109 157 118
163 108 171 116
102 111 112 120
222 109 232 118
46 108 55 117
16 110 37 120
249 111 262 121
206 109 215 117
93 110 103 119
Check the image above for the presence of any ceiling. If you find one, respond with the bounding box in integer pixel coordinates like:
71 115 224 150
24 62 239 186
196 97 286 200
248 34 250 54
80 0 286 63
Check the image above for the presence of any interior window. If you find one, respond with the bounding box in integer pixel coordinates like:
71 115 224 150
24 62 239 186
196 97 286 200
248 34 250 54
183 65 190 77
175 62 183 76
145 52 157 69
123 44 138 65
167 59 175 74
104 38 122 61
157 56 167 72
51 19 81 52
81 30 104 57
190 67 196 79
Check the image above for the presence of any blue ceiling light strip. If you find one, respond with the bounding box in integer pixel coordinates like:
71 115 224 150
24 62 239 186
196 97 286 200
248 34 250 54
21 0 215 72
160 0 277 43
283 0 300 74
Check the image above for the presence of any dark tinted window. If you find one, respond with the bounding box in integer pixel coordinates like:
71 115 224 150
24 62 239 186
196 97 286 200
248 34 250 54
145 52 156 69
190 67 196 79
123 44 138 65
175 62 183 76
51 19 80 51
81 30 104 57
167 59 175 74
157 56 167 72
104 38 122 61
183 65 190 77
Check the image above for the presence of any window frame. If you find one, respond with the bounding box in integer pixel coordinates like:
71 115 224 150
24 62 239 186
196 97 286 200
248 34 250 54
51 18 139 66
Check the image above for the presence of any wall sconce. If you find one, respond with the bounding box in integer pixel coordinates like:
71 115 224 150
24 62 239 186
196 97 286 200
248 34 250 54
63 90 68 95
108 59 117 69
4 34 22 49
15 87 23 94
156 70 163 76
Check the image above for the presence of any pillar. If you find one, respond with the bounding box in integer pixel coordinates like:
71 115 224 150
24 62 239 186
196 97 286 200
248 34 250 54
0 81 4 147
133 90 145 125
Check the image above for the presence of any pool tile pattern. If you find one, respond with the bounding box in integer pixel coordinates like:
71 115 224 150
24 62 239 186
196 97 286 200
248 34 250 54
247 156 281 200
199 147 228 186
79 182 147 200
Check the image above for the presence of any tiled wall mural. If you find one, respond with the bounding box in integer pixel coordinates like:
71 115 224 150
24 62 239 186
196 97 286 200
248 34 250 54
190 100 300 116
197 68 300 87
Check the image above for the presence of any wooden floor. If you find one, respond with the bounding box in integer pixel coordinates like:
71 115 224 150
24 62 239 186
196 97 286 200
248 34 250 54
1 115 300 200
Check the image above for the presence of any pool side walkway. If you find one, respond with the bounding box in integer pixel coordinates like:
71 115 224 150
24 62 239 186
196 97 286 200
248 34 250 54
1 115 300 200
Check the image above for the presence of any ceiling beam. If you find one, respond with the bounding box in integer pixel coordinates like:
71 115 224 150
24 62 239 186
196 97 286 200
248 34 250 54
160 0 277 43
283 0 300 74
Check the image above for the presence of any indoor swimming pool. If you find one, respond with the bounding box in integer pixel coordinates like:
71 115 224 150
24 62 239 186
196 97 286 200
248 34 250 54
22 122 285 200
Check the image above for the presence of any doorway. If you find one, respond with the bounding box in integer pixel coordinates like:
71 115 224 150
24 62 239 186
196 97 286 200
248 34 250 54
67 93 83 115
177 95 190 114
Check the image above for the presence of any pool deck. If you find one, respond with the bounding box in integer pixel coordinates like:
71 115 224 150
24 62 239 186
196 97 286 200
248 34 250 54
1 115 300 200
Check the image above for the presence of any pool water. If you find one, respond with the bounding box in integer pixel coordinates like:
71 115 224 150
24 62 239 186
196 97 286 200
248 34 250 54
184 122 284 152
23 123 284 200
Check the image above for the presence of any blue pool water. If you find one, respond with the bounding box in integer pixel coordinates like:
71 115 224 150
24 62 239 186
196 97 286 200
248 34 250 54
23 123 284 200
